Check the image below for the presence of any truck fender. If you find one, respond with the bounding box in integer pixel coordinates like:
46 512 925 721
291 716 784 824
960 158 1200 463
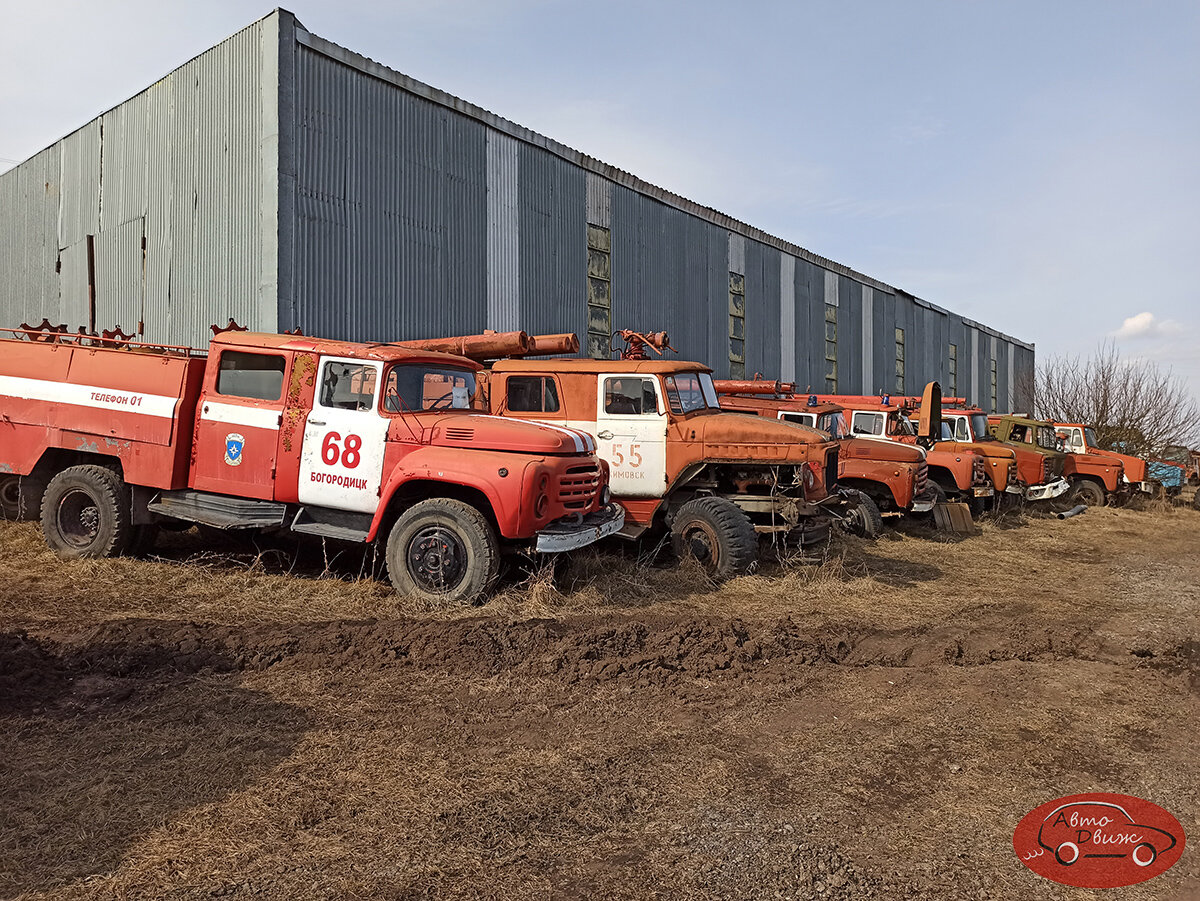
366 464 516 543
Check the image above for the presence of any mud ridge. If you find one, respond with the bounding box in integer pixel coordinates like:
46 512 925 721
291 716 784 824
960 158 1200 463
4 612 1156 707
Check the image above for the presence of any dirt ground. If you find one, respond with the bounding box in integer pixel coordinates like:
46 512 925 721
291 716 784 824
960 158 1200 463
1 503 1197 900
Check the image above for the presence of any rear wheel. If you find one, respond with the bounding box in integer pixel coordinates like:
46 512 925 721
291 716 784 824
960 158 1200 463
386 498 500 604
40 465 133 558
1 474 46 521
839 490 883 539
669 496 758 579
1066 479 1105 508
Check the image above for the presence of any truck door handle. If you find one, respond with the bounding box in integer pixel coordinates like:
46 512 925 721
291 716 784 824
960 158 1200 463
597 430 614 440
309 420 326 427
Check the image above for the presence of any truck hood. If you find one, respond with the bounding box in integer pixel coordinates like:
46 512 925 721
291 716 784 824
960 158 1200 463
946 441 1016 461
695 412 830 461
1094 449 1147 482
840 437 923 464
424 414 594 455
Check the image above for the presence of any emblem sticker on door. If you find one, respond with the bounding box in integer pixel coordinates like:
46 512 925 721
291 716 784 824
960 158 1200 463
1013 792 1185 887
224 433 246 466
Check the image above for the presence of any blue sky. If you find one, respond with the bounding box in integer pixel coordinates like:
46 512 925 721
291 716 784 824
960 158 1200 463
2 0 1196 397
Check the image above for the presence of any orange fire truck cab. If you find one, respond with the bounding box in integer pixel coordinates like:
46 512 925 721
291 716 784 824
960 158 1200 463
0 326 622 603
715 388 932 537
808 391 999 513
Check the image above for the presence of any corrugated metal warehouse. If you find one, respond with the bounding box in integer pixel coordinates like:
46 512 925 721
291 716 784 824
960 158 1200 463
0 9 1034 411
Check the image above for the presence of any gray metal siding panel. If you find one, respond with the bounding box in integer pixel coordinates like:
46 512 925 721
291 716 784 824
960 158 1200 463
486 132 520 332
860 287 873 394
0 17 272 347
292 44 489 343
742 241 774 378
585 172 611 228
797 258 823 391
839 277 860 393
518 141 585 338
779 255 795 383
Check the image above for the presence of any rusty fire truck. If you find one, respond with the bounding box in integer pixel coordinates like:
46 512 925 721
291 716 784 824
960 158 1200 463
392 330 847 578
0 323 622 603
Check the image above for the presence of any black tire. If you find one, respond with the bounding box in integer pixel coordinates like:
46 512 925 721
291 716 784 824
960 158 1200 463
40 465 133 558
669 496 758 579
386 498 500 604
839 490 884 539
1067 479 1105 508
0 474 46 521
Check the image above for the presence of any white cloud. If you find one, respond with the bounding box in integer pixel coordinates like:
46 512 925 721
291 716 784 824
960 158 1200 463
1112 312 1181 340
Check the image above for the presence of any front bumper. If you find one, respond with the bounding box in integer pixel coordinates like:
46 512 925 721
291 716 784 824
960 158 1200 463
1026 477 1069 501
911 486 939 513
534 503 625 553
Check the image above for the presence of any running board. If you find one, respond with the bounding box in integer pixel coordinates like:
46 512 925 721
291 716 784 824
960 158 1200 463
148 490 288 529
290 506 372 543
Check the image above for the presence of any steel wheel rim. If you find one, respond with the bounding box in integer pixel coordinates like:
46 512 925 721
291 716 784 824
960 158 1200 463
0 479 19 509
56 488 101 548
407 524 468 592
680 520 721 568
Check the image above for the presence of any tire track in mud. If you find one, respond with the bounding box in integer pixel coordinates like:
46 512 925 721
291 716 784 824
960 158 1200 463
5 613 1195 710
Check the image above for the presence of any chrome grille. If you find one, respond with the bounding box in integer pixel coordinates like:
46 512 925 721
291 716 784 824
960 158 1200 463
824 446 839 493
972 455 989 486
558 463 600 509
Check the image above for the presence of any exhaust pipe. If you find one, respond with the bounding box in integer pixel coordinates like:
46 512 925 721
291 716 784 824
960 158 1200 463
1056 504 1087 520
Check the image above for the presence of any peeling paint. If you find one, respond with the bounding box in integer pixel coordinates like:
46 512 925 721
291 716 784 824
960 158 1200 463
75 439 102 453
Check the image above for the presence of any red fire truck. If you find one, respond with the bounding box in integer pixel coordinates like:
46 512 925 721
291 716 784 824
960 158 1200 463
0 324 622 602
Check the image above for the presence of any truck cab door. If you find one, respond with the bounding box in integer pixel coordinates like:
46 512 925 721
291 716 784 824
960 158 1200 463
297 357 390 513
192 349 287 499
595 375 668 498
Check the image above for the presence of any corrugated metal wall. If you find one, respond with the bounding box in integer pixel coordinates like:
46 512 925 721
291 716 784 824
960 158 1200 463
286 42 490 342
1 9 1034 406
0 15 276 347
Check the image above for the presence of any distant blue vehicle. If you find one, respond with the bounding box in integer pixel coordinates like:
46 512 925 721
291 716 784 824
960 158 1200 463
1146 461 1185 493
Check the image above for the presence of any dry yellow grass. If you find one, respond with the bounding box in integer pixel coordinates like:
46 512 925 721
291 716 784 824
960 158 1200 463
2 505 1198 900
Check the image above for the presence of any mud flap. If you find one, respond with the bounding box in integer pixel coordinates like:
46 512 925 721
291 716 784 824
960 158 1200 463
932 501 979 535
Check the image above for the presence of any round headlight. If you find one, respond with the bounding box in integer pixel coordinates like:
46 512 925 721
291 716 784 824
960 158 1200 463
535 493 549 518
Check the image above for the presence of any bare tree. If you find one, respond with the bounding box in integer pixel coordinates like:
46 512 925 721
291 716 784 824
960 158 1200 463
1033 341 1200 456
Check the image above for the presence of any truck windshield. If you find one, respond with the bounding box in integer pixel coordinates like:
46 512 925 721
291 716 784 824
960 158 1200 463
818 411 844 438
890 413 917 436
937 420 954 441
1035 426 1059 451
664 372 719 415
1085 427 1099 449
970 413 991 440
383 365 476 413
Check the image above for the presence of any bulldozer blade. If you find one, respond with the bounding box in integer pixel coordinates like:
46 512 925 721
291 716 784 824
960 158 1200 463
932 501 979 535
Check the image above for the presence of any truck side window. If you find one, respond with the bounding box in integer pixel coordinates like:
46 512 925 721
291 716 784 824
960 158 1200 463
851 412 884 436
319 362 378 412
779 412 815 426
604 377 658 415
953 417 969 441
507 377 560 413
216 351 285 401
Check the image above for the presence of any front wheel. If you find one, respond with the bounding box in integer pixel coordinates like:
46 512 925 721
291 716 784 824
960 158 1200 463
1066 479 1105 508
839 490 883 539
669 496 758 579
386 498 500 604
40 465 133 558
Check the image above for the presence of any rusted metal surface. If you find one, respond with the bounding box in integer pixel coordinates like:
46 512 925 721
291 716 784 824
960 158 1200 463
617 330 675 360
393 331 531 360
712 379 796 396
